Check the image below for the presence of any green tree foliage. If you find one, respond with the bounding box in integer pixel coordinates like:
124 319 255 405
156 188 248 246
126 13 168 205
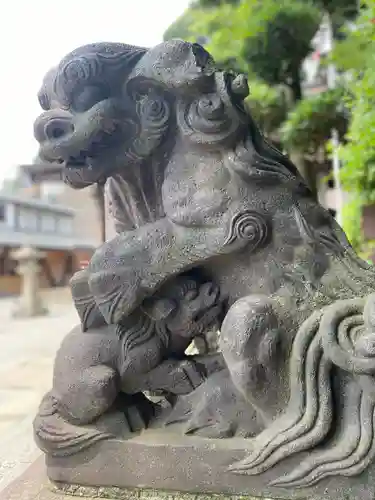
281 87 348 153
340 65 375 200
246 82 289 137
241 2 321 100
195 0 240 6
166 0 323 140
162 0 353 186
329 0 375 246
315 0 359 13
186 0 322 94
337 4 375 195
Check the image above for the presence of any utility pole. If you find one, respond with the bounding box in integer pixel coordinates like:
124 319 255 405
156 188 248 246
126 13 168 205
92 183 106 243
326 13 344 227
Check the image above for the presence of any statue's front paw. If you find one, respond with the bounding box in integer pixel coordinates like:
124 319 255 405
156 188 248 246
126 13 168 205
88 242 142 323
57 365 119 425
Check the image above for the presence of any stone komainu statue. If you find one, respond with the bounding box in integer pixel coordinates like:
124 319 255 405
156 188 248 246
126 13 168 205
32 39 375 499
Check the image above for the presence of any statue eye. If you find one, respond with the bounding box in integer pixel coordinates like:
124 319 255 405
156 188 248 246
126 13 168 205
71 85 109 112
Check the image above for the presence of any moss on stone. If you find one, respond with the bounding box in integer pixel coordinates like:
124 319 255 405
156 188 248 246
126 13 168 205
51 482 275 500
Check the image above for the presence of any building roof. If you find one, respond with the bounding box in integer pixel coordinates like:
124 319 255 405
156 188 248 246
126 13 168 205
19 163 64 182
0 227 97 250
0 193 75 215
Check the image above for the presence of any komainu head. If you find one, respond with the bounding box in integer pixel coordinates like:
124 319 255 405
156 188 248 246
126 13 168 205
33 40 250 189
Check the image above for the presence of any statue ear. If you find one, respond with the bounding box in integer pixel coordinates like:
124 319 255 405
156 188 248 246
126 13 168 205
142 298 176 321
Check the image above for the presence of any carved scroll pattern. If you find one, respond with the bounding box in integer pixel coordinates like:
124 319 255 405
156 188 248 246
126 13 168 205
230 294 375 488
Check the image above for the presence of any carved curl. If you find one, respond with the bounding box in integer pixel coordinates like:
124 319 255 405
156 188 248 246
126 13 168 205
177 94 239 146
124 76 172 161
224 210 270 251
54 43 147 110
231 294 375 488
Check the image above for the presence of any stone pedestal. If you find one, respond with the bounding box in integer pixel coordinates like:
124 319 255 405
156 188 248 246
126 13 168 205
0 457 266 500
41 431 374 500
11 246 48 318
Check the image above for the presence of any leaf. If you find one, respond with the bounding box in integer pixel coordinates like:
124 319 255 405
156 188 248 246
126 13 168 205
280 87 349 152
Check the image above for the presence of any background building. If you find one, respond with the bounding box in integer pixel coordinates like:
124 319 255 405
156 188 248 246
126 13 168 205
0 163 105 296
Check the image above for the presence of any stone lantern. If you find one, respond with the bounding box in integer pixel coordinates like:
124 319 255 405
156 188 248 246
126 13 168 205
11 246 48 318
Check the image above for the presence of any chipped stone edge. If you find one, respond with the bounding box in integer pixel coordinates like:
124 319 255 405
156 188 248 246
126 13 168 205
51 481 276 500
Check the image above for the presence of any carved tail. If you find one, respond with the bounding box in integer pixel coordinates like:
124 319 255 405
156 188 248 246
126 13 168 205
33 392 113 457
230 294 375 488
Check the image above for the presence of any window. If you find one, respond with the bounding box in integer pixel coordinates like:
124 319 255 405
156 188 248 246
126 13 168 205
57 216 73 235
18 209 38 231
0 204 5 221
40 182 64 202
40 213 56 232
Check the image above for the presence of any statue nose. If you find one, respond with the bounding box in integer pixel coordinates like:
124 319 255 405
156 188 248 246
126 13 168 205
44 118 74 140
34 109 74 143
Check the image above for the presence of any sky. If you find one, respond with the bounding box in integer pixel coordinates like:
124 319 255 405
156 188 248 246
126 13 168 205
0 0 190 181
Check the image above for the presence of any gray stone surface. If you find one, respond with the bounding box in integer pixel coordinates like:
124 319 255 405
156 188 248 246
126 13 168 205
0 293 78 493
45 431 375 500
31 39 375 499
0 457 273 500
55 483 270 500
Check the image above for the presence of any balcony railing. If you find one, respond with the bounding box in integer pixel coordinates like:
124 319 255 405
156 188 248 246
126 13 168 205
0 194 93 250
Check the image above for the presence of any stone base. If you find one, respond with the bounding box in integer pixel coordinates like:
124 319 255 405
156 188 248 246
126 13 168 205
54 484 266 499
43 429 375 500
12 303 48 319
0 456 264 500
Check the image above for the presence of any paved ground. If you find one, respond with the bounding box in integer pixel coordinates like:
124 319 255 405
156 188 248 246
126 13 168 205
0 288 79 493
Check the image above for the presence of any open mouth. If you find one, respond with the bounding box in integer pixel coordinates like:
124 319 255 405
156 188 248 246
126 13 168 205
51 124 126 188
35 95 128 173
69 124 124 163
64 154 88 169
62 158 108 189
61 154 106 188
